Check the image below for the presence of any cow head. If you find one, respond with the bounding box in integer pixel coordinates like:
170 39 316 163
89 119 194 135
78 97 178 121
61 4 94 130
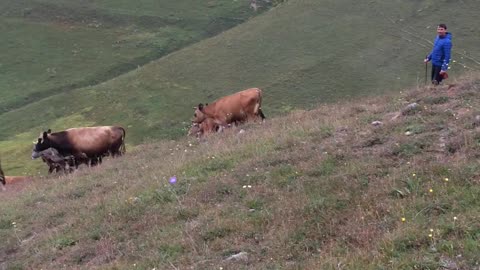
187 123 202 137
192 103 207 123
32 130 53 159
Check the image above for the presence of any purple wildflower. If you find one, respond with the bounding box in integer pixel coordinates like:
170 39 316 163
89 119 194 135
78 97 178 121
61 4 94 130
169 176 177 184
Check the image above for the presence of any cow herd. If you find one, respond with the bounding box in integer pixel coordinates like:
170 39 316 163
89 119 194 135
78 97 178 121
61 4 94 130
0 88 265 189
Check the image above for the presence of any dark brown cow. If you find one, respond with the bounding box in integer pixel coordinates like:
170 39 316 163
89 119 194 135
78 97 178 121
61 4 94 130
192 88 265 128
0 160 5 189
32 126 126 164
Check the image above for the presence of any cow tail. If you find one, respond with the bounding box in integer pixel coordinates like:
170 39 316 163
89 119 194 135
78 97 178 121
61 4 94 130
120 128 126 155
255 88 265 120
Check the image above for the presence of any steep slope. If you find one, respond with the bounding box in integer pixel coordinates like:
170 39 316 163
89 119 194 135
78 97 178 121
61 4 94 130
1 0 480 175
1 74 479 269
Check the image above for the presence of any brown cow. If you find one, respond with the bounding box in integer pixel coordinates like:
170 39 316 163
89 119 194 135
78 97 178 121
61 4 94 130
32 126 126 165
5 176 33 185
192 88 265 129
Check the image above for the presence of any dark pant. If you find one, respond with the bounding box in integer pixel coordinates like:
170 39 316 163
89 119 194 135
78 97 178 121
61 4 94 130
431 64 443 85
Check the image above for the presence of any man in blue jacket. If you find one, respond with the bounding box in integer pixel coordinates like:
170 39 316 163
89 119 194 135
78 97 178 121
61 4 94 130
424 24 452 85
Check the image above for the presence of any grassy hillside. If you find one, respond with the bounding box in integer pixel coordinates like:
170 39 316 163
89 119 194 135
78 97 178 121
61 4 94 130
1 74 479 269
0 0 257 112
2 0 480 175
0 0 265 174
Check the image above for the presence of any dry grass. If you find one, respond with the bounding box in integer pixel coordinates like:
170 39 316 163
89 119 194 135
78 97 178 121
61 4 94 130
1 74 480 269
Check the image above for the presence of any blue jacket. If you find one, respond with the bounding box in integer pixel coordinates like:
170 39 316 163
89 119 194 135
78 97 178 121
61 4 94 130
427 32 452 71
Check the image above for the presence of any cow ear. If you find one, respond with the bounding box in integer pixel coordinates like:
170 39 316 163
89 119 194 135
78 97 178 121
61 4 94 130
47 129 52 134
37 138 42 143
198 103 204 111
206 103 208 106
42 132 48 139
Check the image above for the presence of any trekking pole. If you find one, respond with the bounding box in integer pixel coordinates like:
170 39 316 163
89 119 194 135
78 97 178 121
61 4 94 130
424 55 428 85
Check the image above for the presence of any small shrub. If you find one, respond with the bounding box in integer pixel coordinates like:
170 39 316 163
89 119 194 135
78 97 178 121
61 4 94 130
67 188 87 199
176 207 199 221
158 244 184 261
270 164 297 188
405 124 425 135
88 227 102 241
391 141 426 157
246 198 265 211
307 155 337 177
202 227 232 241
423 96 449 105
391 234 429 254
0 219 13 230
150 189 174 204
54 236 77 250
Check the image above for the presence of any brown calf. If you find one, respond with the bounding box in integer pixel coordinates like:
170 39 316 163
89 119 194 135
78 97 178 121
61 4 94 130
188 118 220 138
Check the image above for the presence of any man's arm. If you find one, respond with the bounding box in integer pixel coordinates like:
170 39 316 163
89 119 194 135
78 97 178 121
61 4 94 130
441 40 452 71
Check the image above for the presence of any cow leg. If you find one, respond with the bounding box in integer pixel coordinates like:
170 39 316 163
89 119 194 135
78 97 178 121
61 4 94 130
90 156 99 167
258 108 266 121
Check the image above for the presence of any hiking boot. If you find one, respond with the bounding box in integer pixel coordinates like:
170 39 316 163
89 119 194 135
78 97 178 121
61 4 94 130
432 80 439 85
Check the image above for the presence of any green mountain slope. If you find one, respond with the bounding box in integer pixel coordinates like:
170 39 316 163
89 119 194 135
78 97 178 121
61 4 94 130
1 74 479 269
0 0 258 112
1 0 480 175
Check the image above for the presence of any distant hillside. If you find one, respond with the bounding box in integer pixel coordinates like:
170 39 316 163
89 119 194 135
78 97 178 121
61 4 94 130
0 0 259 112
1 0 480 175
0 0 267 174
1 74 479 269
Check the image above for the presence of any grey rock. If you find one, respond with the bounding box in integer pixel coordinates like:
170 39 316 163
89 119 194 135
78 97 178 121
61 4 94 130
401 103 421 115
226 251 248 262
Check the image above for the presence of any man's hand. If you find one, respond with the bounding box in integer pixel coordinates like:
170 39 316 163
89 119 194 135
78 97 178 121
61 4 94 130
439 70 446 75
424 58 430 63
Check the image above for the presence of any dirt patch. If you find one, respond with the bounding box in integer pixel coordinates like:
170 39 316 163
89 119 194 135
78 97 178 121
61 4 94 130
1 176 35 195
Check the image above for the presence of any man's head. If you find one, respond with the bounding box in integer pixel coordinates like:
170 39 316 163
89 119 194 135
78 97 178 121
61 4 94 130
437 24 447 37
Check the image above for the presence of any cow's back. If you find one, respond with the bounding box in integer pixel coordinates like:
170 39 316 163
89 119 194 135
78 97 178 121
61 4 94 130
208 88 262 124
55 126 124 156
